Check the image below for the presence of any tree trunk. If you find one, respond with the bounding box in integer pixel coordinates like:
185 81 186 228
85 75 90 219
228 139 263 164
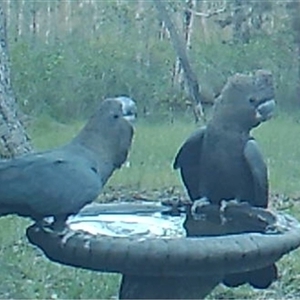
293 2 300 77
45 1 50 43
184 0 196 49
90 0 99 34
65 0 72 34
199 1 209 42
288 0 300 98
135 0 144 64
4 0 11 29
172 0 196 92
232 0 246 43
153 0 204 122
30 1 37 43
172 7 184 91
0 5 32 157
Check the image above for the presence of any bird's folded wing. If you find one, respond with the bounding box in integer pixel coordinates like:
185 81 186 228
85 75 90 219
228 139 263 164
173 127 206 200
173 127 206 169
0 149 103 216
244 139 268 208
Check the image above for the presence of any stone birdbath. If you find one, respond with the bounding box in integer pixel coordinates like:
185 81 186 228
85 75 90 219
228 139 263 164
26 200 300 299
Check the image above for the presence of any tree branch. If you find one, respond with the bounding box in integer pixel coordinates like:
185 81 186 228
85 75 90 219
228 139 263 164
187 6 226 18
153 0 204 122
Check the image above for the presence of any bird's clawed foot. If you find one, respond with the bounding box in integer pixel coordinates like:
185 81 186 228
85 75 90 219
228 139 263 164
36 217 69 237
191 197 211 220
220 199 245 224
32 219 76 246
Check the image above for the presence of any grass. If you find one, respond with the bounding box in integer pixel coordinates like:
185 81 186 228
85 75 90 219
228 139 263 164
1 112 300 298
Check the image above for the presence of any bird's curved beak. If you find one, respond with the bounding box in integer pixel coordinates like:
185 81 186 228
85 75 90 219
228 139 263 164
256 99 275 122
123 111 137 123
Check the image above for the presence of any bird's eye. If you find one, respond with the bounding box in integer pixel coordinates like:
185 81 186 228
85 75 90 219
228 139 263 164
113 114 119 119
249 98 256 104
91 167 98 174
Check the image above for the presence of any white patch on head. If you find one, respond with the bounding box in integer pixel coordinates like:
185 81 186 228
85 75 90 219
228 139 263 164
115 96 137 122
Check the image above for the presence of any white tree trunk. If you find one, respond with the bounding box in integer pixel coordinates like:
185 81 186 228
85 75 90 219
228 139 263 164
45 0 51 43
65 0 72 33
135 0 144 65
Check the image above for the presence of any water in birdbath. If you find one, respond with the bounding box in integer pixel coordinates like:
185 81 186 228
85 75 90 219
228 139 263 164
66 201 300 239
67 202 186 238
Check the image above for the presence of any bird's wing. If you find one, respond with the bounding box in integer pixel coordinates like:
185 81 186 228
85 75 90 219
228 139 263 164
173 127 206 200
0 149 102 218
243 139 268 208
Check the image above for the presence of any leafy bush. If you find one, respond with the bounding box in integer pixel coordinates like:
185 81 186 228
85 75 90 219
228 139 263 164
8 3 299 122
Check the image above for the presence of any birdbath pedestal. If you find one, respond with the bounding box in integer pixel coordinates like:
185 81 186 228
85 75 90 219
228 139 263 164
26 202 300 299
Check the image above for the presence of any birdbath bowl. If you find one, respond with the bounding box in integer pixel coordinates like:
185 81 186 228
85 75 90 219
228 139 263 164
26 201 300 299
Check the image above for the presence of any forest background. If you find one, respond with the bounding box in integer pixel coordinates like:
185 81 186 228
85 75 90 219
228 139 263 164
2 0 300 122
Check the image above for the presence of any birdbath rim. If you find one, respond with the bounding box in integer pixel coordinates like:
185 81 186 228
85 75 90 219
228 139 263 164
26 201 300 277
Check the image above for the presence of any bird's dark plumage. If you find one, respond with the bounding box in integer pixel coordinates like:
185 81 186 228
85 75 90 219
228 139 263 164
0 98 134 228
174 70 276 288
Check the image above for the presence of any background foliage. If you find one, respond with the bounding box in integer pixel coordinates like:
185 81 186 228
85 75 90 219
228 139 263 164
2 0 300 122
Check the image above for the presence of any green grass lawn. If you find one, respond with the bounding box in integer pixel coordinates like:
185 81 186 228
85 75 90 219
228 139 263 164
1 112 300 298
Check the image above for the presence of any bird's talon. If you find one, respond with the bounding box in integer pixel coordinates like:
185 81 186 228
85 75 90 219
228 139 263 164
61 230 77 244
191 197 211 215
220 199 241 211
42 226 54 234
